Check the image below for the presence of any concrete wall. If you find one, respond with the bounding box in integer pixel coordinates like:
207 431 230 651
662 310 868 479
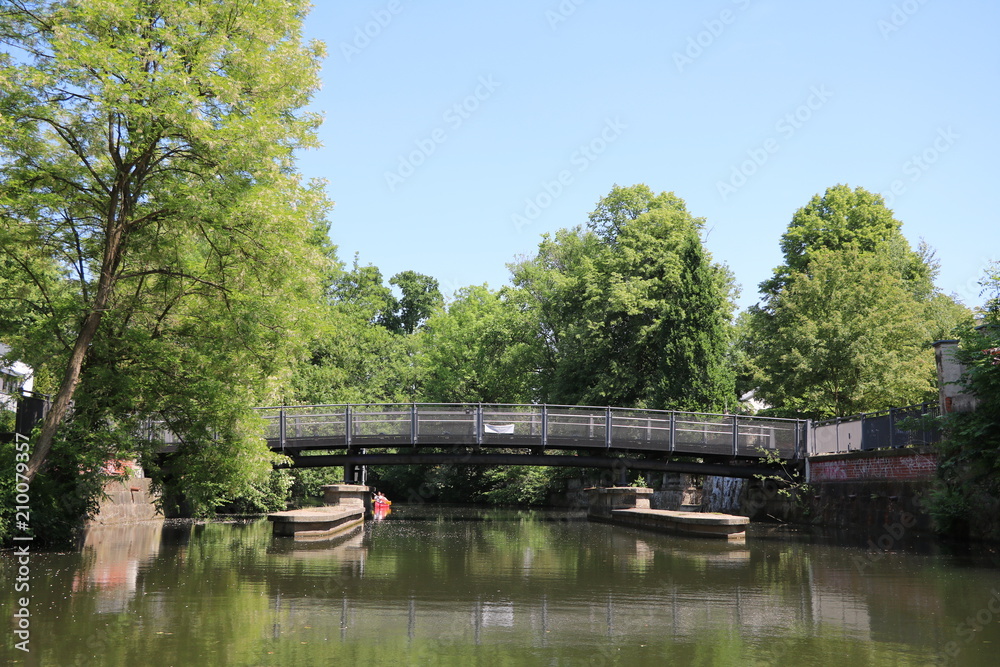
934 339 979 413
651 473 701 510
739 477 934 533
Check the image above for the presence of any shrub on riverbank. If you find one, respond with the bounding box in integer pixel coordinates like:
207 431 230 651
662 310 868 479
931 263 1000 541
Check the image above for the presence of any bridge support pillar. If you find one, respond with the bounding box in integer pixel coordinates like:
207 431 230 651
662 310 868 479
321 484 370 509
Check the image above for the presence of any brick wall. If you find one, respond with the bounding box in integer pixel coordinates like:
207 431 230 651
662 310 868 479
809 450 938 483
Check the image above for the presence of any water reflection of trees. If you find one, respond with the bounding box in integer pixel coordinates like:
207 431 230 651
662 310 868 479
5 513 994 665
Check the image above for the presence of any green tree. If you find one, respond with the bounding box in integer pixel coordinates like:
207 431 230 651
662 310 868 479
749 248 937 417
417 284 537 403
290 259 417 405
511 184 737 410
0 0 328 507
382 270 443 335
746 185 970 417
763 184 931 296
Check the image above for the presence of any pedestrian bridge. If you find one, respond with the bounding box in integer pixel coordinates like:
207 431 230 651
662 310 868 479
237 404 808 479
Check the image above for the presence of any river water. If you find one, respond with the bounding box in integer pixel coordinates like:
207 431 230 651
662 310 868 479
3 506 999 666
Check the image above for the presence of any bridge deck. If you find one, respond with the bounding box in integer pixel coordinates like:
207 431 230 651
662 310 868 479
241 403 807 462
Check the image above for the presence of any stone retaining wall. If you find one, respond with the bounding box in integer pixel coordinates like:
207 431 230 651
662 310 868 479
89 477 162 525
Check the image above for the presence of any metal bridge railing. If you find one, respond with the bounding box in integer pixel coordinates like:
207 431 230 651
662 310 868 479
810 403 939 455
253 403 809 460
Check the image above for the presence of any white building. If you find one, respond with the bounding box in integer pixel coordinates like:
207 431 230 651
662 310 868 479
0 343 33 412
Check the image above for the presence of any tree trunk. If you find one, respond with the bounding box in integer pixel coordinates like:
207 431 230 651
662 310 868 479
24 213 124 482
24 310 104 482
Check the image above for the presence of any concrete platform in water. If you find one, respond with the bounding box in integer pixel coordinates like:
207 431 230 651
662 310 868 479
267 505 364 540
606 507 749 540
267 484 368 540
586 486 749 540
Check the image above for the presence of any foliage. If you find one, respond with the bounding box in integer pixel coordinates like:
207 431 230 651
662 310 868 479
511 184 737 410
0 0 329 539
383 270 443 335
931 261 1000 538
745 185 970 418
763 184 932 296
479 466 562 505
748 248 938 417
753 446 811 502
288 466 343 503
417 285 536 403
0 408 14 433
290 260 418 405
373 461 491 504
219 469 294 515
1 423 110 545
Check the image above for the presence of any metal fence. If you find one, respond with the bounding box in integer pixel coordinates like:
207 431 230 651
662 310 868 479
252 403 809 460
810 403 940 455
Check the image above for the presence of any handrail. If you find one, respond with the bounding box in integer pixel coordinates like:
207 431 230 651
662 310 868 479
257 401 806 421
248 402 808 461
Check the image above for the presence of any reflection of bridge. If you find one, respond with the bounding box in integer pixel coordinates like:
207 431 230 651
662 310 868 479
242 404 808 479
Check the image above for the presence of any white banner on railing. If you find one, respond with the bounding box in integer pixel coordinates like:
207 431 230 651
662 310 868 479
484 423 515 434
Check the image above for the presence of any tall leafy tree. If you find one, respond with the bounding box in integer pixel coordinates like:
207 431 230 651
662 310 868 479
746 184 970 417
511 184 737 410
763 183 932 296
749 248 936 416
0 0 329 495
417 284 537 403
382 270 443 335
291 259 417 405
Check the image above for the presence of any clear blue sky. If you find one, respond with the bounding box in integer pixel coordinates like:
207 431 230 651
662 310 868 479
297 0 998 310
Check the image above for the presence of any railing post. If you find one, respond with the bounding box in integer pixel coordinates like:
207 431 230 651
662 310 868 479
732 414 739 457
541 405 548 448
345 405 352 448
476 403 483 447
859 412 866 451
922 402 931 445
669 412 676 453
279 407 286 453
605 408 612 449
889 407 896 449
411 403 418 446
